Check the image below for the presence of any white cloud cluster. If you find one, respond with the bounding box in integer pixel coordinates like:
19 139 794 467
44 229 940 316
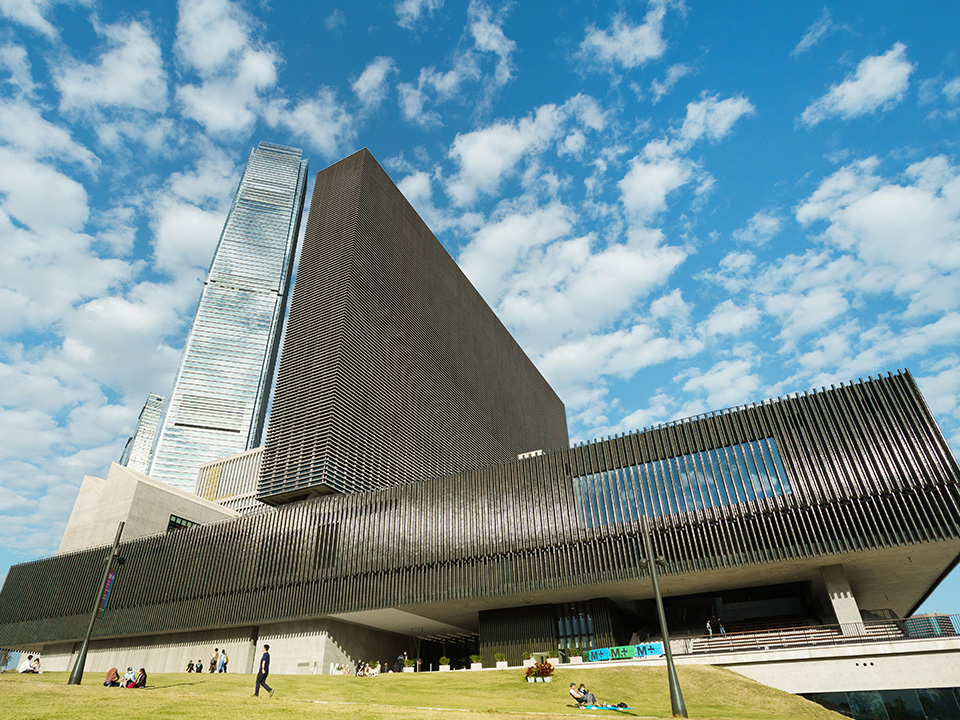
352 57 397 113
397 0 516 126
580 1 670 70
264 87 356 159
0 0 84 39
651 63 692 103
55 20 167 114
620 93 753 223
733 210 781 246
792 8 837 56
175 0 279 134
395 0 443 29
800 43 916 126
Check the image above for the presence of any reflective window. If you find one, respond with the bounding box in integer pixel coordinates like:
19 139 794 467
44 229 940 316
573 437 791 527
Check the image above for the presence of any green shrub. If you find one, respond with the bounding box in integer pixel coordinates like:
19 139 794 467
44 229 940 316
403 658 415 667
469 654 483 664
568 647 581 657
438 656 450 665
521 652 531 660
494 653 506 662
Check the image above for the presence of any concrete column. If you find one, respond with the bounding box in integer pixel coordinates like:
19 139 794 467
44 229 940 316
820 564 863 635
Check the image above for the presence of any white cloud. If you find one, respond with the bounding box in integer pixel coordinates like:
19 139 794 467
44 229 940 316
0 44 37 96
396 0 443 29
175 0 279 134
459 201 574 301
733 210 781 246
700 300 760 337
680 359 761 409
678 93 754 147
468 0 515 93
580 2 669 70
446 103 564 205
796 156 960 277
0 0 79 39
945 77 960 104
800 43 916 126
325 9 346 31
0 97 99 171
651 63 691 104
539 323 702 400
0 148 88 232
618 151 693 223
264 88 356 158
792 8 836 56
398 2 516 124
397 80 440 128
55 20 167 112
352 57 397 112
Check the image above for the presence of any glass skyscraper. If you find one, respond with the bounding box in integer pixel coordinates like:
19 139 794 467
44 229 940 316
119 392 165 473
149 142 308 491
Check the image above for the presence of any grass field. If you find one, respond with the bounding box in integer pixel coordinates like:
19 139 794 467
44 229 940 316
1 665 842 720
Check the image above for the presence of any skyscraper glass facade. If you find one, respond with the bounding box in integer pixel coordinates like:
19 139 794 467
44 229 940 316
149 142 308 490
119 392 164 473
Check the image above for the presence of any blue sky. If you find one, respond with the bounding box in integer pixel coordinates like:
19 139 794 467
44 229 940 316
1 1 959 614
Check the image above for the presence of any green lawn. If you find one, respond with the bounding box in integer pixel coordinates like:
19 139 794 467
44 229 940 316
1 665 843 720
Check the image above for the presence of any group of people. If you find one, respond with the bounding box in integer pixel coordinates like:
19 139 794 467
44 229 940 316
103 666 147 688
354 659 380 677
184 647 229 673
706 614 727 638
17 654 41 674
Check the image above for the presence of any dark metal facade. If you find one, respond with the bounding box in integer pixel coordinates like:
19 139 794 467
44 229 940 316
258 148 569 504
1 371 958 650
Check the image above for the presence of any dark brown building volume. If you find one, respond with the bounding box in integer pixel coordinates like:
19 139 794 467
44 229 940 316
258 149 569 503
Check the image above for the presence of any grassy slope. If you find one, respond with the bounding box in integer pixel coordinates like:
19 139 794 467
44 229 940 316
0 666 843 720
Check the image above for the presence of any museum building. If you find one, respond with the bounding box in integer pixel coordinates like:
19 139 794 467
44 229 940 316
0 151 958 686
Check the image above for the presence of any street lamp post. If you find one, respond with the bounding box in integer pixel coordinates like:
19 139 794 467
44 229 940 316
68 522 125 685
641 515 688 718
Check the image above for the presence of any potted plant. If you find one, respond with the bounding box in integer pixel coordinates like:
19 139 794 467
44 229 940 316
524 660 554 683
403 657 416 673
521 651 534 668
470 654 483 670
438 656 451 672
568 647 583 664
495 652 507 669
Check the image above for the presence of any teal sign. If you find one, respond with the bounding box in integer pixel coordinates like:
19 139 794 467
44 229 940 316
586 643 664 662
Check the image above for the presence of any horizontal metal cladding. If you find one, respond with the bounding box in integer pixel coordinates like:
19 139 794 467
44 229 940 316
258 148 569 503
2 372 959 646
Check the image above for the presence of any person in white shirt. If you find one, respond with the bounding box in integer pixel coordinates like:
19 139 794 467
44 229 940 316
18 654 38 673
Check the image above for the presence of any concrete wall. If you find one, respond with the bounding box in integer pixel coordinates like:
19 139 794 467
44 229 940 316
37 618 411 678
58 463 237 554
38 627 258 675
676 636 960 694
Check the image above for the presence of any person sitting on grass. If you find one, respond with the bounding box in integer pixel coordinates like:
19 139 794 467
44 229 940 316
121 667 137 687
570 682 597 706
133 668 147 688
103 667 120 687
18 654 37 673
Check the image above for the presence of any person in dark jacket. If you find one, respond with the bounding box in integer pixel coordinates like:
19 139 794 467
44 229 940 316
254 644 273 697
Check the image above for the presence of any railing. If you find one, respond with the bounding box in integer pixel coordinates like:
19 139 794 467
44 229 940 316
673 614 960 656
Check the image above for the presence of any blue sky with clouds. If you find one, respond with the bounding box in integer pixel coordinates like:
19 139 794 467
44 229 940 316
1 0 959 613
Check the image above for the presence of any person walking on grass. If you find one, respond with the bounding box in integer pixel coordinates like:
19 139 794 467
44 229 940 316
254 644 274 698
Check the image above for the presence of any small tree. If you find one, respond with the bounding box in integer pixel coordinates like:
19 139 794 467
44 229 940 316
494 653 506 662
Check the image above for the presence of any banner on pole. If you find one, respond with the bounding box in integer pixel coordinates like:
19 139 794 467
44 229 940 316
99 569 116 618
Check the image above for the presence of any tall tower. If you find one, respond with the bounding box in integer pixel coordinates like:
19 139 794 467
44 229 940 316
258 149 568 504
119 392 164 473
149 142 309 491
